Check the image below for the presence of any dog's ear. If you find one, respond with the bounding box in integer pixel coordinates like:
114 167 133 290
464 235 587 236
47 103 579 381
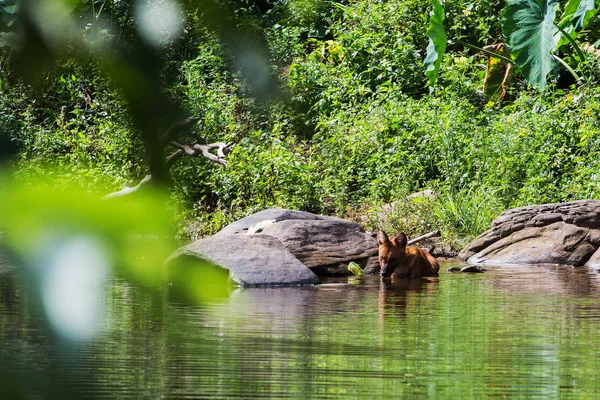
393 232 408 250
377 229 390 245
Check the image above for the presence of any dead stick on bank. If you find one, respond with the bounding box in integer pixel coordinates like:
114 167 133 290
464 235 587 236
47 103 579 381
407 230 441 245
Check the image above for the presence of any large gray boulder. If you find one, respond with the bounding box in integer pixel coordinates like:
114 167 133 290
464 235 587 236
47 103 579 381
167 233 320 286
168 208 379 286
261 218 378 275
214 208 378 275
215 208 346 236
460 200 600 268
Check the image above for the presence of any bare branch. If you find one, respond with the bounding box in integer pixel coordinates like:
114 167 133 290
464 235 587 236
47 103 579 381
102 174 153 199
104 116 233 199
194 142 230 166
407 230 441 245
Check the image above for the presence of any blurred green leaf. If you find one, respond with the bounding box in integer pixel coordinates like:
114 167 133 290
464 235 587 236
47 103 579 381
0 174 230 303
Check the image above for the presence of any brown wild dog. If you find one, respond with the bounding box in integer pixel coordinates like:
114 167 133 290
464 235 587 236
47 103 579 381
377 229 439 278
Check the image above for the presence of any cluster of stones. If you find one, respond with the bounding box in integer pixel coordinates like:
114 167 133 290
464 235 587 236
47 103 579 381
167 200 600 287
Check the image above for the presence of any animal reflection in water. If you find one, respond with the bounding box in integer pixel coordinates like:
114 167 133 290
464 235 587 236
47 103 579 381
378 277 438 320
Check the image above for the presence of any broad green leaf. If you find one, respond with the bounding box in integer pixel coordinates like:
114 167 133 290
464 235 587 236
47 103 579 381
503 0 560 91
424 0 447 88
556 0 600 49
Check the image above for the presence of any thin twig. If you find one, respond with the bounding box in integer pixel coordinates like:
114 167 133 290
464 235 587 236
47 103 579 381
408 230 441 245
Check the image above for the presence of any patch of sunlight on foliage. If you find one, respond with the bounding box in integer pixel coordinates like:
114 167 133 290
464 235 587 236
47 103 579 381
434 187 503 244
0 172 232 321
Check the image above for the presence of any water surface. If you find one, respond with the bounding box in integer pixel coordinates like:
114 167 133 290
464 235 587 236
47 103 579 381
2 263 600 398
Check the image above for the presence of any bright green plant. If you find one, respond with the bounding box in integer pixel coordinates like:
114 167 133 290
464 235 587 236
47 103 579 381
425 0 447 88
556 0 600 49
426 0 600 91
502 0 560 91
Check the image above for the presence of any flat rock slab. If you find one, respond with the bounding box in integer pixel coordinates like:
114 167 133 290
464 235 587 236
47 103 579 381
460 200 600 268
215 208 347 236
167 234 320 287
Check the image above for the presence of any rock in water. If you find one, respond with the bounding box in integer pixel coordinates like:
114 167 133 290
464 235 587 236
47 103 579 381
169 208 379 284
460 200 600 268
166 234 320 287
460 266 485 273
261 219 377 275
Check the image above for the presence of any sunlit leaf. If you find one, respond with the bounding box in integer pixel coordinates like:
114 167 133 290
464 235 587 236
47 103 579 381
424 0 447 89
483 43 513 102
347 261 364 276
503 0 559 91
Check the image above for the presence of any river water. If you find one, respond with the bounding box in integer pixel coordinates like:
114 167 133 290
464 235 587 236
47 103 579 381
2 262 600 399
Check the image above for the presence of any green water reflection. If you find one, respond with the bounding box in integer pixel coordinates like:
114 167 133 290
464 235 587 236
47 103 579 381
2 263 600 398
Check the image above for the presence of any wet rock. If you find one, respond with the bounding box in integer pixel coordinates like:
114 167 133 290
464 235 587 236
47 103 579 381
166 234 320 287
421 238 458 258
447 267 461 273
460 266 485 273
363 262 381 275
460 200 600 267
585 248 600 270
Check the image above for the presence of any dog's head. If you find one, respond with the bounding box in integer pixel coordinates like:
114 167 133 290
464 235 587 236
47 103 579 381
377 229 407 278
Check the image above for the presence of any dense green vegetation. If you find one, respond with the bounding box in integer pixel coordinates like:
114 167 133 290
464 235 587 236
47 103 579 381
2 0 600 248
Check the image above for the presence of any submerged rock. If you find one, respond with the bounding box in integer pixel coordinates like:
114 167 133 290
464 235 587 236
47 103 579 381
460 200 600 268
447 267 461 273
460 265 485 273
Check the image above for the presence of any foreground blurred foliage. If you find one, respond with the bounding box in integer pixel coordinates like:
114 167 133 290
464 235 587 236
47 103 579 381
0 175 231 320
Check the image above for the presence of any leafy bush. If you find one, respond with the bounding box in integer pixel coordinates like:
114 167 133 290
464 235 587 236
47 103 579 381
4 0 600 249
